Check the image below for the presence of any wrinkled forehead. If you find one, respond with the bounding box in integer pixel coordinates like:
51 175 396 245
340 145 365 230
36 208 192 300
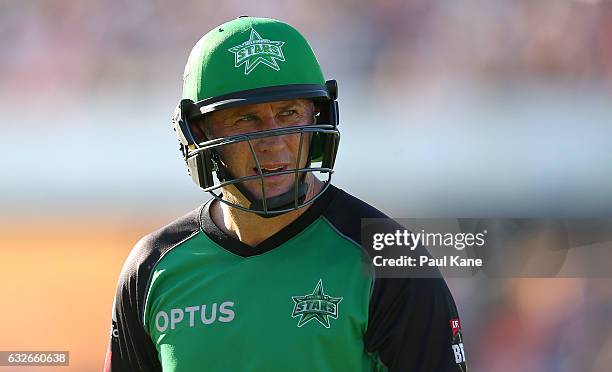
209 98 315 120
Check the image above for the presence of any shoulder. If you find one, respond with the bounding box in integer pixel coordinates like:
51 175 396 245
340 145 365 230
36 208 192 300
326 186 389 219
323 186 398 245
115 206 203 317
121 206 201 279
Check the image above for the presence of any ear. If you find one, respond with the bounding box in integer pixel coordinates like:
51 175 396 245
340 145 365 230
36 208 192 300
311 101 321 124
190 118 208 143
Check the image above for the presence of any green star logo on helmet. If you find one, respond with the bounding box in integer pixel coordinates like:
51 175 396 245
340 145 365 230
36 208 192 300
228 28 286 75
291 279 342 328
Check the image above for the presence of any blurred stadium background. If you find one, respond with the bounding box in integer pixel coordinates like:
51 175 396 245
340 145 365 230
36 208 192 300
1 0 612 370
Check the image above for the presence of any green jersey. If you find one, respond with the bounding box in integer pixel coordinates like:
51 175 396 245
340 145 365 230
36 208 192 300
105 185 467 371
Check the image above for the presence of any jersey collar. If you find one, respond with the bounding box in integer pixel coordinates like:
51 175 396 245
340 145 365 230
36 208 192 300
199 184 338 257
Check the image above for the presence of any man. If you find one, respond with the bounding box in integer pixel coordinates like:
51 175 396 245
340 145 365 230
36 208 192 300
105 16 467 371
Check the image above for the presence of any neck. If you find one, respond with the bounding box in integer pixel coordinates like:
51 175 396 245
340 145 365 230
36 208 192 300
210 175 324 247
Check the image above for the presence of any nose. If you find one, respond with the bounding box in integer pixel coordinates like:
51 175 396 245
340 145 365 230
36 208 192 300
258 110 281 131
252 111 285 152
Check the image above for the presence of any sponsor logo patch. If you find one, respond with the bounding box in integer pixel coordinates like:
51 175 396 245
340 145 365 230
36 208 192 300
154 301 235 332
450 318 461 337
449 317 467 369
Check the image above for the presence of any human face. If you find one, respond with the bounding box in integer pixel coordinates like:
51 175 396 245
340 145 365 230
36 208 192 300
193 99 316 200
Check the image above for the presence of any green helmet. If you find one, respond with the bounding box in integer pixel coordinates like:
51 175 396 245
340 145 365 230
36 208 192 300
172 16 340 217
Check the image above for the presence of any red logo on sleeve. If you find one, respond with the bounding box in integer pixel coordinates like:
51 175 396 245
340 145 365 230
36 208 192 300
449 318 461 337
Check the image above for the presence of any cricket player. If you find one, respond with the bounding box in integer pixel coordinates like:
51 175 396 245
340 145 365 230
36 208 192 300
105 16 467 371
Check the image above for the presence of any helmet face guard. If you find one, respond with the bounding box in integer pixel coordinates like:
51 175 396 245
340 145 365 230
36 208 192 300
173 81 340 217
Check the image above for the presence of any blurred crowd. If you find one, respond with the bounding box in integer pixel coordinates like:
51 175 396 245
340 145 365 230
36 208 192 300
453 276 612 372
2 1 612 371
2 0 611 101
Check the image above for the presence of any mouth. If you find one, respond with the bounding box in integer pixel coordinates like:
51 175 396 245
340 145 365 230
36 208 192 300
253 164 289 175
246 163 299 196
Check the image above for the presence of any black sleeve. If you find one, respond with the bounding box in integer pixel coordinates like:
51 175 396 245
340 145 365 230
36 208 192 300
104 208 201 371
104 239 163 371
364 277 467 372
321 187 468 371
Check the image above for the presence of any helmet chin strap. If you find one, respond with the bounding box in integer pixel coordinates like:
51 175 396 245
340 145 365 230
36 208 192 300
216 164 310 218
238 178 309 218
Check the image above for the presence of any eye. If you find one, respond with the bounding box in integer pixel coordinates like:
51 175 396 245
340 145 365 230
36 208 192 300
235 115 257 124
278 110 298 117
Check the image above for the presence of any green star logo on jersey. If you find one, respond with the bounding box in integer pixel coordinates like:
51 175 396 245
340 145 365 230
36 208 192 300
228 28 286 75
291 279 342 328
